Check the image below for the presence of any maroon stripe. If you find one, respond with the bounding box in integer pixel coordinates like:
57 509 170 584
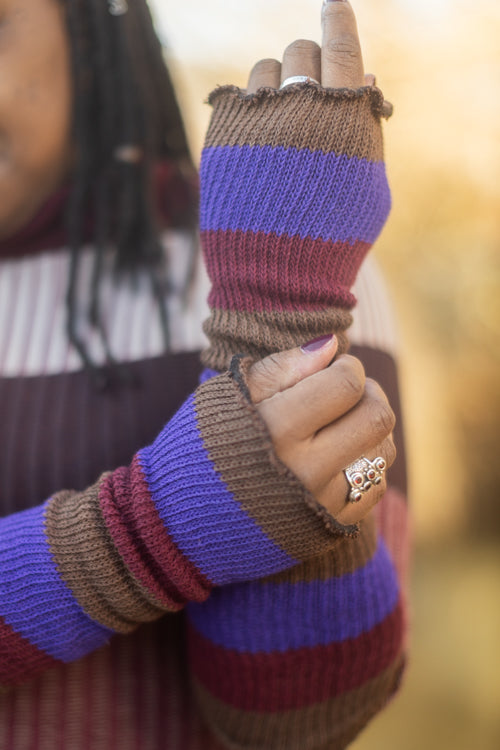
202 229 369 312
99 458 212 611
188 599 404 712
0 616 60 686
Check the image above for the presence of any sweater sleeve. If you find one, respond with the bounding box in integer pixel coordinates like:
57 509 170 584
0 360 355 690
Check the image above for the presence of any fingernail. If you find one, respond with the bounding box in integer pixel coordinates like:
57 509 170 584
324 0 347 4
300 334 336 354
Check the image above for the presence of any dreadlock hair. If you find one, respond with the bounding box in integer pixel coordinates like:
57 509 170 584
61 0 197 378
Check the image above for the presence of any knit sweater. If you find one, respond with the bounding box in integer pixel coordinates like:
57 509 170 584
0 85 409 749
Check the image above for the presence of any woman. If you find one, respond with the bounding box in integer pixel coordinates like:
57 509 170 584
0 0 409 748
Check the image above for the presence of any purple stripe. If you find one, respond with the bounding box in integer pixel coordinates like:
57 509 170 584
187 538 399 652
199 368 219 383
138 394 297 585
0 503 114 661
200 144 390 244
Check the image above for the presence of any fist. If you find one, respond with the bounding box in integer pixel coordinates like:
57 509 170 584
247 334 396 526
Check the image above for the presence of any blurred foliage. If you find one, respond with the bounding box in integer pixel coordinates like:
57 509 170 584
350 541 500 750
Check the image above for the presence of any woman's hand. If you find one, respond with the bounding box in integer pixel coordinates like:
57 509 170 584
247 0 370 94
246 335 396 526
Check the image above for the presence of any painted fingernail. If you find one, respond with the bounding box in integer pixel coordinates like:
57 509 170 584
324 0 347 4
300 334 336 354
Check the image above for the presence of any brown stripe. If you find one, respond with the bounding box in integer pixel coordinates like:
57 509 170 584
194 367 358 563
201 307 352 372
45 479 165 633
205 84 387 162
262 513 377 585
193 654 405 750
350 344 408 497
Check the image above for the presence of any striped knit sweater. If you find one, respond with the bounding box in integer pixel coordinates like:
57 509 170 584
0 85 409 749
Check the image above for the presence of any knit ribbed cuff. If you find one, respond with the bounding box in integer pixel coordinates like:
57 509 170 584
204 83 392 153
140 356 359 586
201 307 352 373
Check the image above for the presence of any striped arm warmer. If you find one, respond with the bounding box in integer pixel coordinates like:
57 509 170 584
188 518 405 750
200 83 392 371
0 359 355 690
188 85 405 749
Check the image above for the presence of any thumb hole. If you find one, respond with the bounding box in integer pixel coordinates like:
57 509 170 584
247 334 338 403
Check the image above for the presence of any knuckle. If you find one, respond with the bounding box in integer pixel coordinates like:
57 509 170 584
335 355 365 400
365 377 390 405
248 356 277 396
259 354 281 382
324 34 361 66
342 372 365 402
370 402 396 439
338 353 366 378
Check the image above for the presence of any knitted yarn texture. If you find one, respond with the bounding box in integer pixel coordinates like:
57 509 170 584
0 359 354 688
0 84 407 750
200 84 392 370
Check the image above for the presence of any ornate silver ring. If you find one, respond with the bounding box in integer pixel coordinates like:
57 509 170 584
344 456 387 503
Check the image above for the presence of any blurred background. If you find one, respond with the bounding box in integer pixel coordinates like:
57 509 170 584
149 0 500 747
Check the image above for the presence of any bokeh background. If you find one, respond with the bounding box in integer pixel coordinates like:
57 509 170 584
149 1 500 747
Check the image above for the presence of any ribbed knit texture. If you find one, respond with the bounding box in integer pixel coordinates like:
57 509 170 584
1 358 360 690
200 84 391 371
191 84 405 749
0 84 409 750
0 316 408 750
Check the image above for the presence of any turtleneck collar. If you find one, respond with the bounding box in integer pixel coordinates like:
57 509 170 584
0 184 71 260
0 160 198 262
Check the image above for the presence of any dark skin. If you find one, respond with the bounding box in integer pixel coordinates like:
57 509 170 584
250 338 396 527
0 0 73 240
247 0 368 91
0 0 395 523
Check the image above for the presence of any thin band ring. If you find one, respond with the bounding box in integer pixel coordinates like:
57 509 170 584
279 75 320 90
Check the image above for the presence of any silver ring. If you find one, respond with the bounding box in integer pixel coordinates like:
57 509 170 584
344 456 387 503
279 75 320 90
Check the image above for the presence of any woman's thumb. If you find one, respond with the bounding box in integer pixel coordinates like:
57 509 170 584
246 334 338 403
